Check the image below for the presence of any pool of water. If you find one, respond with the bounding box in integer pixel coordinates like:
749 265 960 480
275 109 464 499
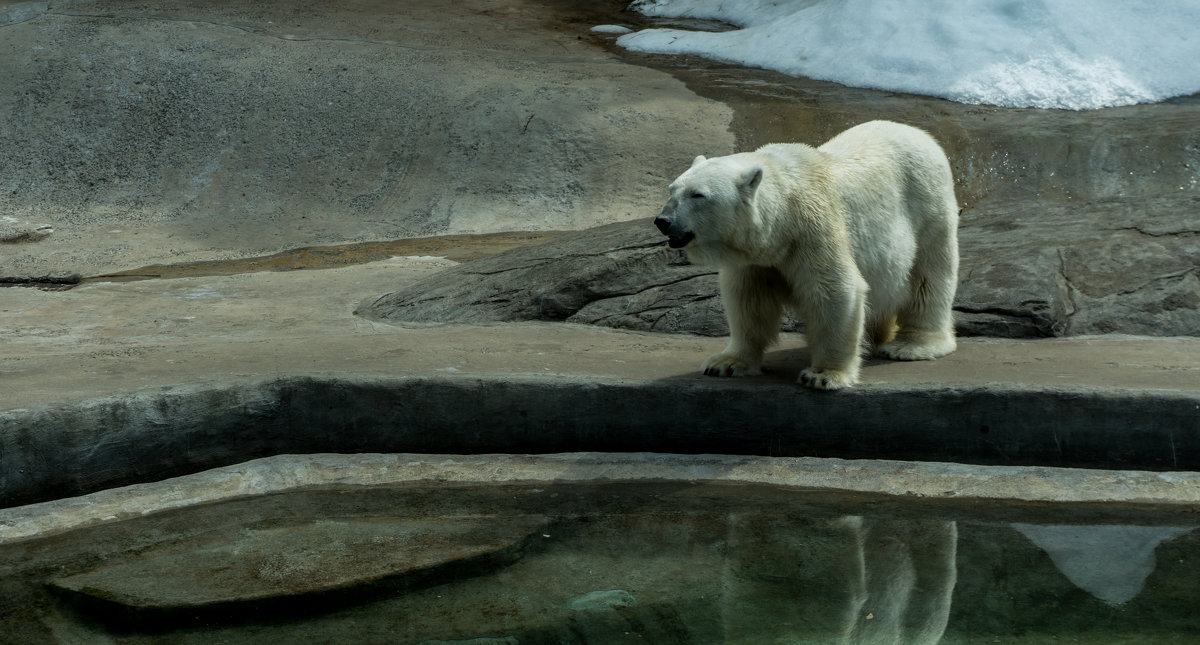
3 473 1197 644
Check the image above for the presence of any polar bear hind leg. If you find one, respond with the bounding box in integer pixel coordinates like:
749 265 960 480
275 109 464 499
878 201 958 361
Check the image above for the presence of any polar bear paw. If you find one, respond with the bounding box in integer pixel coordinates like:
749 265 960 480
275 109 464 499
702 353 760 377
877 335 956 361
799 367 856 391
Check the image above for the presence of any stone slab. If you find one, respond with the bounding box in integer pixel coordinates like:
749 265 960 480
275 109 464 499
7 452 1200 545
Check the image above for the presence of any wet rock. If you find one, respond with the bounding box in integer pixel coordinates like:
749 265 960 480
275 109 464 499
568 589 638 611
362 193 1200 338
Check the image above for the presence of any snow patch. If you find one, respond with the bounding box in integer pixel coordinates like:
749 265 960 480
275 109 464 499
619 0 1200 110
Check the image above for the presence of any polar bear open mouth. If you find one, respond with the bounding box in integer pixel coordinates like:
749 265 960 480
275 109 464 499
667 232 695 248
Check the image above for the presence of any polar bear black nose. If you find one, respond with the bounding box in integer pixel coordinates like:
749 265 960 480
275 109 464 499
654 216 672 234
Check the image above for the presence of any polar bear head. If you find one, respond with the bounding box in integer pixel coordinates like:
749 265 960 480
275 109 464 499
653 154 763 260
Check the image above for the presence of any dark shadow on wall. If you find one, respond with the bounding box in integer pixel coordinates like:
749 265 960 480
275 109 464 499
4 370 1200 509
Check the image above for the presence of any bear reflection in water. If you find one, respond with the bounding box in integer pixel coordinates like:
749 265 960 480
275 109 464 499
722 514 957 645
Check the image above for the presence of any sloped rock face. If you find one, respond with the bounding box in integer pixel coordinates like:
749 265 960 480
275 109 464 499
360 220 727 336
957 195 1200 337
360 194 1200 339
0 0 734 278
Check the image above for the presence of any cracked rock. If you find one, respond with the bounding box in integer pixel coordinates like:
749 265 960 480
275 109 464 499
360 221 732 335
363 194 1200 339
956 194 1200 337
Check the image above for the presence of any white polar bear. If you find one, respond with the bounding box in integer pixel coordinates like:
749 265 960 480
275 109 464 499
653 120 959 390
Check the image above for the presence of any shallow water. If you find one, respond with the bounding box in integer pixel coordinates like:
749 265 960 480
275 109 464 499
3 482 1198 644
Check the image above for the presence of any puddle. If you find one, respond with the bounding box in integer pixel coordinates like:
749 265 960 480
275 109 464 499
4 480 1197 643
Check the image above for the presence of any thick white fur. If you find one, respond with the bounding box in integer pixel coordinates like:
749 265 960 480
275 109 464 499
658 120 959 390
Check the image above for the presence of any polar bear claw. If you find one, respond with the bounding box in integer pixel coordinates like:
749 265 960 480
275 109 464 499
799 367 855 391
702 353 760 378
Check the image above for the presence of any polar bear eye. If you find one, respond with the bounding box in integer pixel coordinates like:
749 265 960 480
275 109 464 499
689 192 706 200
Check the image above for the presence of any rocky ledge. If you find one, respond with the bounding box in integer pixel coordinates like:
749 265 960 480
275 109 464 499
359 194 1200 339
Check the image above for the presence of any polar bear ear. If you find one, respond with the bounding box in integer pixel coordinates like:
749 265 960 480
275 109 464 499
691 155 707 168
739 166 764 194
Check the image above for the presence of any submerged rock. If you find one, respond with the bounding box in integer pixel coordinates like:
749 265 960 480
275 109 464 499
51 516 543 626
569 589 638 611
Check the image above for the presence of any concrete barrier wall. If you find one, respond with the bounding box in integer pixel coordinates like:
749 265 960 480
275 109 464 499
3 375 1198 507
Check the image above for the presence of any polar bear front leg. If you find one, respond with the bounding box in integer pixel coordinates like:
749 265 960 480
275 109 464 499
703 266 784 378
702 351 759 377
796 271 868 391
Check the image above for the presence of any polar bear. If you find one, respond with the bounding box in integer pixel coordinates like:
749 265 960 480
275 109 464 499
653 120 958 390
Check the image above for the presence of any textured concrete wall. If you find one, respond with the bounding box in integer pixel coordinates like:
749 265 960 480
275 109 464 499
4 374 1199 507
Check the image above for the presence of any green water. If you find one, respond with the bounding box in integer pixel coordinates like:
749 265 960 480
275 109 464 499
2 483 1197 644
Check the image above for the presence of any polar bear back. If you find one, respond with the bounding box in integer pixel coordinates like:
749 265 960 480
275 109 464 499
793 121 956 320
817 120 956 244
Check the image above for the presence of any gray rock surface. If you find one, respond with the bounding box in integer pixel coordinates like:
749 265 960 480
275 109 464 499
358 220 730 335
349 19 1200 340
957 195 1200 337
7 355 1200 507
0 216 52 244
0 0 733 278
361 192 1200 338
